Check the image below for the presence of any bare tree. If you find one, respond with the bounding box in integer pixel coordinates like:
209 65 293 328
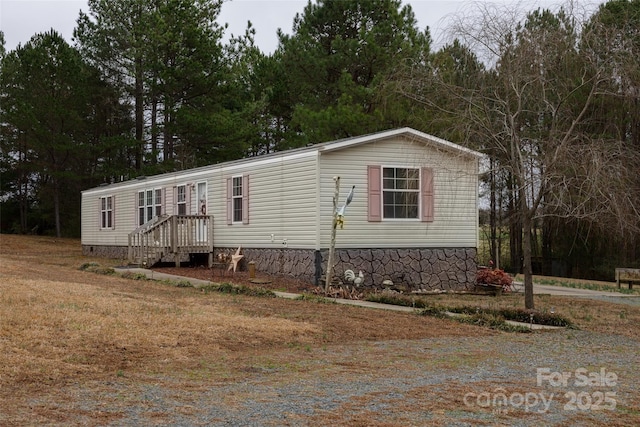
393 1 640 309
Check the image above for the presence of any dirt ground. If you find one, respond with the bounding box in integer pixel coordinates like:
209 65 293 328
1 234 639 426
154 264 319 294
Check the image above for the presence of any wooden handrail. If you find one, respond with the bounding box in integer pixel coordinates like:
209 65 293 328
128 215 213 266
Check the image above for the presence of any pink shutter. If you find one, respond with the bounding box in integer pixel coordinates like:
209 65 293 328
367 165 382 222
242 174 250 224
226 177 232 225
172 186 177 216
162 188 166 215
421 167 434 222
111 196 115 230
186 184 192 215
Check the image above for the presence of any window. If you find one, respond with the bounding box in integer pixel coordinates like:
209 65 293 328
383 167 420 219
232 176 243 222
138 188 164 225
177 185 186 215
146 190 153 223
100 196 114 229
368 166 433 222
226 175 249 225
138 191 145 225
154 189 162 217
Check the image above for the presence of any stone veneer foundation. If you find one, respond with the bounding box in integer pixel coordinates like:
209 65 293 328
83 245 129 260
84 245 476 291
220 247 477 291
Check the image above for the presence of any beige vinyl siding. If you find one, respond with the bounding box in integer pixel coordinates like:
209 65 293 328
81 151 320 249
81 171 214 246
318 136 478 248
82 129 480 252
81 187 137 246
213 153 319 248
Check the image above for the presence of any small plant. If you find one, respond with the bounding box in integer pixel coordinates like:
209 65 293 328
294 294 336 303
476 267 513 291
78 262 99 271
120 271 149 281
365 292 430 308
79 263 115 275
200 282 276 298
418 305 449 318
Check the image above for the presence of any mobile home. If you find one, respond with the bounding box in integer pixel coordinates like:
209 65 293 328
81 128 482 290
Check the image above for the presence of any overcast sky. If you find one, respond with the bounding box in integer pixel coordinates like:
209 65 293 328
1 0 598 54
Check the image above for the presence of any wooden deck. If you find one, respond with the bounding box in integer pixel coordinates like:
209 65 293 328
128 215 213 267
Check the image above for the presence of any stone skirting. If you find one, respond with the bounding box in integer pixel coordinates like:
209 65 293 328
85 244 476 291
216 247 477 291
83 244 128 260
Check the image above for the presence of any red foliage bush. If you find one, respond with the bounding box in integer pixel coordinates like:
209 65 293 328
476 268 514 290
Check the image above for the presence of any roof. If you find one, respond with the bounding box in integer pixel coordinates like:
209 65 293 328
83 127 482 194
317 127 482 158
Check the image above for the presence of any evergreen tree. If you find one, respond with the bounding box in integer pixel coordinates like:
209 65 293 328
277 0 431 145
0 31 123 236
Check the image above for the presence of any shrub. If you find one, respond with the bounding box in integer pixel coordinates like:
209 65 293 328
476 268 513 290
78 262 99 271
200 282 276 298
120 271 149 281
365 292 430 308
79 263 115 275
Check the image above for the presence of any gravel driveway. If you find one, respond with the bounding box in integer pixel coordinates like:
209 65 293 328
27 329 639 426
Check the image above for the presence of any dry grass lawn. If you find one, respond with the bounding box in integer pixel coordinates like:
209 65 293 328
1 234 638 425
0 235 483 420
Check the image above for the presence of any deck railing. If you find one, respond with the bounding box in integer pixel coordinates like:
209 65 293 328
128 215 213 266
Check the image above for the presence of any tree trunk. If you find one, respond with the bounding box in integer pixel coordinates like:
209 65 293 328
542 216 553 276
135 55 144 170
509 177 522 274
520 187 534 309
489 157 497 266
151 94 158 165
53 180 62 238
164 106 172 162
18 142 28 234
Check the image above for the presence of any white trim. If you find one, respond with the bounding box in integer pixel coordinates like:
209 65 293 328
319 127 483 159
231 174 243 224
137 187 164 225
196 181 207 215
381 165 421 221
314 151 321 250
176 184 187 215
100 195 114 229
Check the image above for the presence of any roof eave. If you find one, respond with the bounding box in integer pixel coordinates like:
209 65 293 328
319 127 483 159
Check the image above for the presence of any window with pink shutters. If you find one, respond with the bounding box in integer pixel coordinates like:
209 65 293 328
368 165 434 222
